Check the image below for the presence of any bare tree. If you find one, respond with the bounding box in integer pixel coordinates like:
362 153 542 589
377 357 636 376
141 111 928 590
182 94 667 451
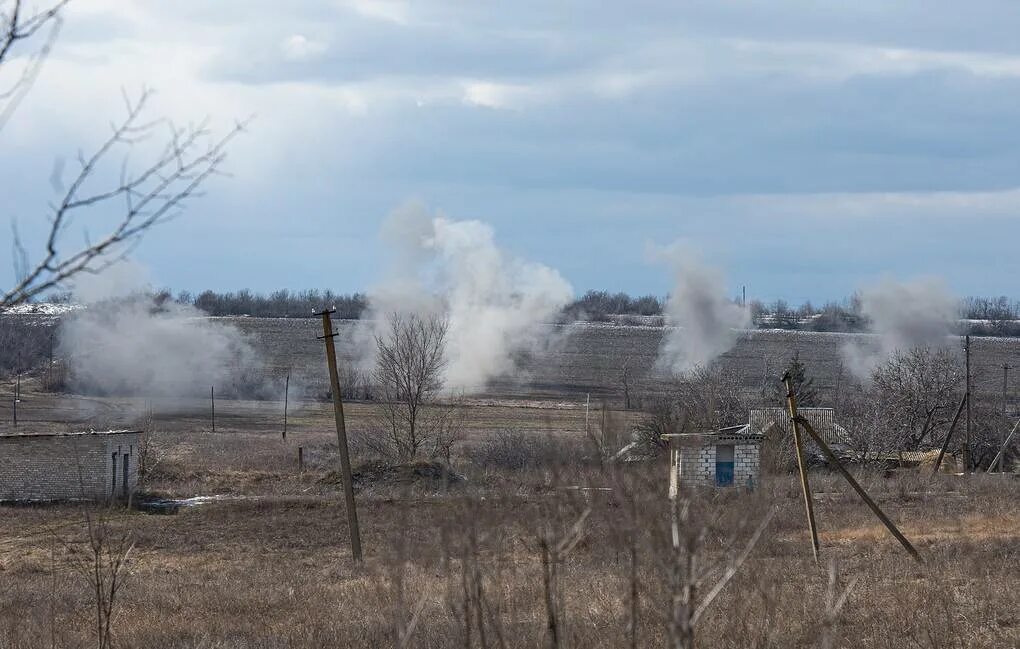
619 356 633 409
837 381 888 460
371 312 456 460
871 346 963 450
1 1 245 308
669 363 747 433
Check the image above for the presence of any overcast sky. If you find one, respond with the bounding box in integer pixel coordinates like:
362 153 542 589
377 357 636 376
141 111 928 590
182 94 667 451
4 1 1020 303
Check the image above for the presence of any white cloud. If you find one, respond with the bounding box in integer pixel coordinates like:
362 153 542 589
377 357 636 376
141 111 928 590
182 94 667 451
461 81 534 109
345 0 411 25
281 34 328 62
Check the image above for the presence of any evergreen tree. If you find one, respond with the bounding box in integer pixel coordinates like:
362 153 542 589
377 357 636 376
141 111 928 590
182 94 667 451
776 352 819 407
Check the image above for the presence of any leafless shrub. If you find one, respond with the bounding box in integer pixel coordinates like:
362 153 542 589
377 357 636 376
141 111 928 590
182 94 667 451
339 363 370 401
466 428 584 470
633 396 683 456
57 508 134 649
586 399 625 464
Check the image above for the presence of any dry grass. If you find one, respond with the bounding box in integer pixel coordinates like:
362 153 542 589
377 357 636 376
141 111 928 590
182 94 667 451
1 466 1018 648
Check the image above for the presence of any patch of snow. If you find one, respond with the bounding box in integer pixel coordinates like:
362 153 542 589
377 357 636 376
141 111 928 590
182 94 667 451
1 302 83 316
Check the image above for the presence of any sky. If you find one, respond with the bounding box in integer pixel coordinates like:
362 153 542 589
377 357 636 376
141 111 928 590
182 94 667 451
3 1 1020 304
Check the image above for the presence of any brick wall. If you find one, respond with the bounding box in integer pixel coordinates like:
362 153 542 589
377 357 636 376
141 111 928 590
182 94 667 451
678 441 760 488
734 443 760 487
0 432 141 502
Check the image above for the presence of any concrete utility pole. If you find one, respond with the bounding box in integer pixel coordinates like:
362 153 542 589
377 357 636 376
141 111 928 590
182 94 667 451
316 308 363 562
964 336 972 472
211 385 216 433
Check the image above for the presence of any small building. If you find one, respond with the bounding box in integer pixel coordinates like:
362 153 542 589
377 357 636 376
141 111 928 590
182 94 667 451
0 430 142 502
666 425 764 494
747 407 853 448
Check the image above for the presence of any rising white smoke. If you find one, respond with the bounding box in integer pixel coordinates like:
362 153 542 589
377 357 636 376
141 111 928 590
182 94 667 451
59 261 266 398
843 277 958 379
363 202 573 392
653 243 749 373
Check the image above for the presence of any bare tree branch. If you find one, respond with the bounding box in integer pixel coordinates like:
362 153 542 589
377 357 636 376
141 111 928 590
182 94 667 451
2 88 249 307
0 0 67 130
1 3 246 309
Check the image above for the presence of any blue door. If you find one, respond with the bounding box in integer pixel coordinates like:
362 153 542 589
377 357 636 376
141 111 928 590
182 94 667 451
715 445 735 487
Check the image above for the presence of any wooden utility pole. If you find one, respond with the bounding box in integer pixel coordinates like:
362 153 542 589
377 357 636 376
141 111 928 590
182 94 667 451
316 308 363 561
795 416 921 562
282 373 290 440
933 393 967 475
1002 364 1010 473
964 336 971 472
211 386 216 433
783 371 820 563
12 373 20 426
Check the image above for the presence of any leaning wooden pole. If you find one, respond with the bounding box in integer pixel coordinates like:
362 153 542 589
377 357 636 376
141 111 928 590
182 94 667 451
783 372 820 563
932 393 968 476
316 308 363 562
795 416 921 562
964 335 972 472
987 417 1020 474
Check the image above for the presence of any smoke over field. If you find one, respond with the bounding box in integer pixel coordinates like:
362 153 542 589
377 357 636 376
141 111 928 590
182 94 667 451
60 299 265 397
362 202 573 392
58 262 275 399
843 278 959 379
653 244 749 374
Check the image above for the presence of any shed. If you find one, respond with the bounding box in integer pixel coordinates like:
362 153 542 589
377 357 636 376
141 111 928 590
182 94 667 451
0 430 142 502
665 425 764 495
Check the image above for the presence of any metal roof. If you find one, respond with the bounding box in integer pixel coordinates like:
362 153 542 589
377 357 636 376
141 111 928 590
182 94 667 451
748 408 852 446
0 429 142 439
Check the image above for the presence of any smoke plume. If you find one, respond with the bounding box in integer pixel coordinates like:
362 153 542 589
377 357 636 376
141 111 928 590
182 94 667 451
59 261 267 398
653 243 749 373
363 202 573 392
843 277 958 379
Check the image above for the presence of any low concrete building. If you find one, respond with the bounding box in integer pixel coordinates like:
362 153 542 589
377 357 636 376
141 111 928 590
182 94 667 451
0 430 142 502
667 425 764 493
665 408 858 494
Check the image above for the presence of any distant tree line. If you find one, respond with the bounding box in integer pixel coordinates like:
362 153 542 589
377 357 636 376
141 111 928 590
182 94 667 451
163 289 368 319
29 288 1020 336
561 290 664 321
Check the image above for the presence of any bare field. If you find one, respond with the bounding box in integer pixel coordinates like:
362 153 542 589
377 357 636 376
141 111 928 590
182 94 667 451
1 469 1018 648
2 320 1020 647
229 319 1020 403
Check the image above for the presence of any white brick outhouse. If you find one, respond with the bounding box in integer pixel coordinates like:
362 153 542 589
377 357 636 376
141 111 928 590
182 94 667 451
0 430 142 502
